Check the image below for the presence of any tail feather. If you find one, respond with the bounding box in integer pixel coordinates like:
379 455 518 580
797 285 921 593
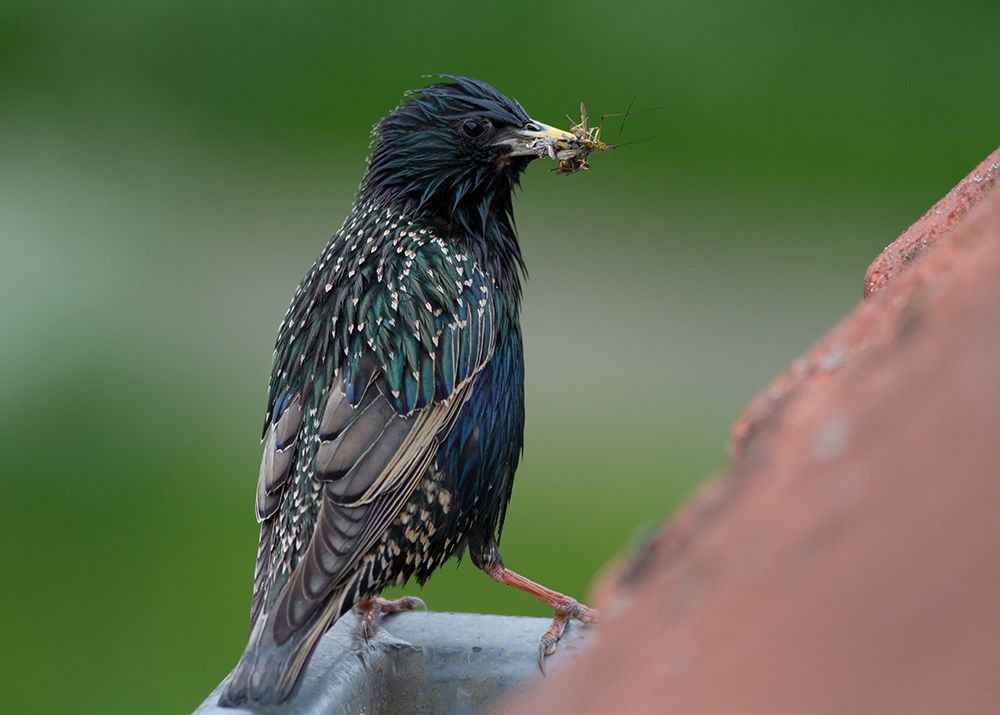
218 587 352 708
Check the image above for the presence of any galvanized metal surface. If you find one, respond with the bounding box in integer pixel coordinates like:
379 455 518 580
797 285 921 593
197 612 593 714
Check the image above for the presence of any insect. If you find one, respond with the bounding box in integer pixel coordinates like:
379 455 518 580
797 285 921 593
553 101 614 175
523 96 657 175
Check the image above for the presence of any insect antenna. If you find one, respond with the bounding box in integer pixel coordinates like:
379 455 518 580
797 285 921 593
616 94 638 141
609 135 656 150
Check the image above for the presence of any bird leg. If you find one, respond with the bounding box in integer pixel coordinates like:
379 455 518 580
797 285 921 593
354 595 426 639
472 540 598 673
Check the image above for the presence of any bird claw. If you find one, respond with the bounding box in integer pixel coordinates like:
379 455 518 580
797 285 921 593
355 595 427 640
536 597 599 675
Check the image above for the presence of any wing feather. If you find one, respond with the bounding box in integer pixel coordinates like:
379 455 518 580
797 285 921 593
252 247 497 636
254 395 303 521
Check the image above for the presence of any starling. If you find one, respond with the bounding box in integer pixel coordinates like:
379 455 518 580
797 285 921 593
219 76 599 708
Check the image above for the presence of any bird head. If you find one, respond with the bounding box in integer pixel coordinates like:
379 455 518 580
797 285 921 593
361 76 577 224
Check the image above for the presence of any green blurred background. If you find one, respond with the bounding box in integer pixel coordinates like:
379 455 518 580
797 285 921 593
2 0 997 711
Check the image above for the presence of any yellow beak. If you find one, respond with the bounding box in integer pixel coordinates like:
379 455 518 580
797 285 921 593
495 120 579 158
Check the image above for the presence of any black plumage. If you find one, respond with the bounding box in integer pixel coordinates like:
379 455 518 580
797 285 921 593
220 76 598 708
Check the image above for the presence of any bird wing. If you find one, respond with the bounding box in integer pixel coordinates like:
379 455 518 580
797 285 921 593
250 246 496 637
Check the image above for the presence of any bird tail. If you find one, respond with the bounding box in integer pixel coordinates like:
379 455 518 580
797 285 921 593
217 586 352 708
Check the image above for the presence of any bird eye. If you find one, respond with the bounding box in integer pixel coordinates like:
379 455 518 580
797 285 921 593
461 118 488 138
